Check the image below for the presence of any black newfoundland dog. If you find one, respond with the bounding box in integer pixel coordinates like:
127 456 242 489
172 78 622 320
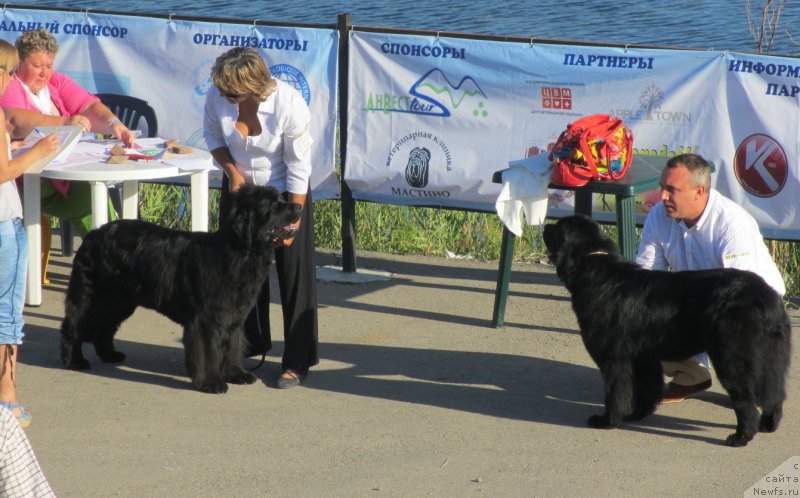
60 185 300 394
543 215 791 446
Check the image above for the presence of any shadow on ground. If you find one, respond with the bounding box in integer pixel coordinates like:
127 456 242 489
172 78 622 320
21 319 736 445
23 247 741 447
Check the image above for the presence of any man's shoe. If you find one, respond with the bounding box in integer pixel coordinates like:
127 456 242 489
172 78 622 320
661 379 712 404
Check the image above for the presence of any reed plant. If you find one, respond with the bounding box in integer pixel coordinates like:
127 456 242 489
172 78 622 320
139 183 220 230
313 200 547 261
136 184 800 299
770 241 800 301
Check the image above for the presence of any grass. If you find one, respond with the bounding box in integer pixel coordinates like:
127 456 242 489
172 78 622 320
135 183 800 299
138 183 219 230
312 199 549 262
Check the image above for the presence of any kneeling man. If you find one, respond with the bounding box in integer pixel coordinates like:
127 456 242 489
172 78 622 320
636 153 785 402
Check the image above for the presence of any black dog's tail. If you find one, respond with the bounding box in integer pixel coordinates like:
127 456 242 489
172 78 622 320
755 306 791 431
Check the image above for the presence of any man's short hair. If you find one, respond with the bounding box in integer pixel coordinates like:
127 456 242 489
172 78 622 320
666 153 711 190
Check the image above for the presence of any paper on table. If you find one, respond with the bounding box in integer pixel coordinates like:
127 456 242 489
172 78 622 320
132 137 211 170
41 156 104 171
40 140 110 171
21 126 84 164
17 125 85 173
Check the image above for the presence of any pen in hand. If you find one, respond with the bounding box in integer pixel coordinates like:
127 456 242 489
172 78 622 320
33 127 47 138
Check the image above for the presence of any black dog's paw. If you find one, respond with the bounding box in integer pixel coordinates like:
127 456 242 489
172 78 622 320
759 415 780 433
98 351 126 363
587 414 615 429
227 372 257 385
622 413 645 422
65 358 91 370
199 380 229 394
725 433 751 447
759 421 778 433
623 409 655 422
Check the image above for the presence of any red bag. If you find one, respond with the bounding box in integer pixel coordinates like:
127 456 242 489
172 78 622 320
548 114 634 187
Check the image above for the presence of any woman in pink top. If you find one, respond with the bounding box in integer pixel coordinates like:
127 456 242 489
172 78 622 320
0 28 136 236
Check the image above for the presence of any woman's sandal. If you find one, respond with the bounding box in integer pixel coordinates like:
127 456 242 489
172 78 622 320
276 370 303 389
0 401 32 428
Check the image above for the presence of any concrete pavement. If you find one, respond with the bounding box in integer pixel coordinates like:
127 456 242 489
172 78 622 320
17 235 800 497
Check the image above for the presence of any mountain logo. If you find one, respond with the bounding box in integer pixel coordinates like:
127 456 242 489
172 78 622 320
365 68 488 118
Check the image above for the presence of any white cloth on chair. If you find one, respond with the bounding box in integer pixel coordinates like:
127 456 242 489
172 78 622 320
495 153 551 236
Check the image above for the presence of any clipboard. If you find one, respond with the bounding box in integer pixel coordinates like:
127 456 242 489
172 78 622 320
18 125 85 174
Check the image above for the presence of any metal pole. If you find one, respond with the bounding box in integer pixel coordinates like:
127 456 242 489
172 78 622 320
337 13 357 272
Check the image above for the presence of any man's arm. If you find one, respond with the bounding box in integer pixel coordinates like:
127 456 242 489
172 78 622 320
716 222 786 295
635 207 669 270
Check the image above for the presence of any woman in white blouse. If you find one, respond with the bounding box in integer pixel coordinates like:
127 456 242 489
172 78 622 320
203 47 318 389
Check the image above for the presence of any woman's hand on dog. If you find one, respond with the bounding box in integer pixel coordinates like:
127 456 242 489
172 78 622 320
227 170 247 193
226 172 305 247
275 192 306 247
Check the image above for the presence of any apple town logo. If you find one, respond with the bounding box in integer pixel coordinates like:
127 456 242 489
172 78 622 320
610 85 692 123
733 134 788 197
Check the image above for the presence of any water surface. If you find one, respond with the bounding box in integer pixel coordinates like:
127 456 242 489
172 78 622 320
16 0 800 55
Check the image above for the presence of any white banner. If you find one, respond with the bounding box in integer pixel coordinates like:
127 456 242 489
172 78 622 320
4 11 799 237
0 9 340 199
346 31 800 237
723 52 800 239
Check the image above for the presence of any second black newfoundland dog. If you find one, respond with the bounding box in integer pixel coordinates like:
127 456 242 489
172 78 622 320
60 185 301 394
543 215 790 446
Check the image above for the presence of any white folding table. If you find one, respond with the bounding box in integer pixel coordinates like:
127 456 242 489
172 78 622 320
22 145 212 305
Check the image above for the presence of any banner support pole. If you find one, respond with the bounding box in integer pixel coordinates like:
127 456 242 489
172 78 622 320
337 13 357 273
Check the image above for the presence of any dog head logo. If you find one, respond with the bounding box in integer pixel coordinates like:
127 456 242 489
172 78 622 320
405 147 431 188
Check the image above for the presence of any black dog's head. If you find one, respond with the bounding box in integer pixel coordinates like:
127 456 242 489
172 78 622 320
224 185 302 250
542 215 620 281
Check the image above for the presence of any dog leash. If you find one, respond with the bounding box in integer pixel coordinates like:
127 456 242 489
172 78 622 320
246 219 303 373
245 304 268 372
246 353 267 372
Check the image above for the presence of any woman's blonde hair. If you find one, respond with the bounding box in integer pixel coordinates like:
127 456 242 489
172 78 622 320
0 39 19 78
211 47 276 101
15 28 59 62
